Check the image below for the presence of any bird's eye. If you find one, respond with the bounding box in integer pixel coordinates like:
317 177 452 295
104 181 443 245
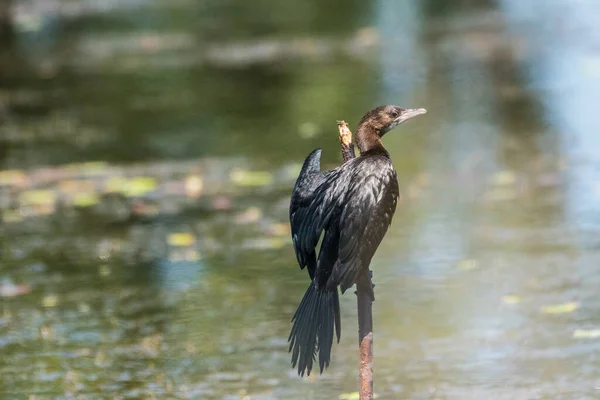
390 111 399 118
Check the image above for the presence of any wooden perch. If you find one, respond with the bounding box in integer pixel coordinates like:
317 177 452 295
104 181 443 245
337 120 356 163
336 120 374 400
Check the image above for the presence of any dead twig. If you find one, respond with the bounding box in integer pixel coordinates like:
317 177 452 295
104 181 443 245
336 120 373 400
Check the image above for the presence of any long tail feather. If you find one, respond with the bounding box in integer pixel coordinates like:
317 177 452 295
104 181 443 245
288 281 341 376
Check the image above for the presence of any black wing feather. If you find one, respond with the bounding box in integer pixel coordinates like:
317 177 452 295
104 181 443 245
291 153 398 292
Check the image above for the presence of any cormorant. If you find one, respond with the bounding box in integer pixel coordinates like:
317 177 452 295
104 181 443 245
288 105 427 376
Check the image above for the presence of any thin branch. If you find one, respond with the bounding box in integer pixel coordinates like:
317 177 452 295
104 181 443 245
336 120 374 400
337 120 356 163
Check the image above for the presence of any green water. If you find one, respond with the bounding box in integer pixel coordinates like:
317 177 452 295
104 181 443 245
2 0 600 399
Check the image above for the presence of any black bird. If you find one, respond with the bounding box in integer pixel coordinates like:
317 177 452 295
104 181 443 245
288 105 426 376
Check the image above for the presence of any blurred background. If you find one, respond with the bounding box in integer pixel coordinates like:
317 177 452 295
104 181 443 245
1 0 600 399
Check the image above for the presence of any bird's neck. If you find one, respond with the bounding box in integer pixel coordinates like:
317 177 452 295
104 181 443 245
356 125 388 156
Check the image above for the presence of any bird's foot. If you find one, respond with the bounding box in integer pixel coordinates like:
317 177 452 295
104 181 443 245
366 284 375 302
356 270 376 302
367 270 375 301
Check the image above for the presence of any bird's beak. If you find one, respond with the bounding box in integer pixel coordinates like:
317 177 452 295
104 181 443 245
395 108 427 124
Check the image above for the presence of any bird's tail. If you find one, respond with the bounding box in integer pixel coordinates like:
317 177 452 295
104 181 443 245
288 281 341 376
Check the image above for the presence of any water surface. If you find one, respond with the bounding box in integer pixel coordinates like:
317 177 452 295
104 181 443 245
1 0 600 399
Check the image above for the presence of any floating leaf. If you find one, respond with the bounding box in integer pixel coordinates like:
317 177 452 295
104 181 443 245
502 295 521 305
573 329 600 339
73 192 100 207
185 175 204 198
491 170 517 186
230 169 273 187
339 393 378 400
0 169 26 186
458 259 477 271
42 294 59 308
540 301 579 314
19 190 56 206
125 177 157 197
168 233 196 247
78 303 91 313
67 161 109 177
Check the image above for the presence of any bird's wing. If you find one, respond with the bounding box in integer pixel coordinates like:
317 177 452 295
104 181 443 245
329 166 399 293
290 152 347 279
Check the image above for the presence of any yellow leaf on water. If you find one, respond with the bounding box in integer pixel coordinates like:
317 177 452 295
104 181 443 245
0 169 26 186
491 170 517 186
19 190 56 206
67 161 108 177
339 393 378 400
540 301 579 314
42 294 59 308
168 233 196 247
230 169 274 187
73 192 100 207
458 259 478 271
185 175 204 198
502 295 521 305
573 329 600 339
125 177 157 197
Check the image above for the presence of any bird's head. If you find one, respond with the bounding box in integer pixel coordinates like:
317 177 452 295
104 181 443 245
358 105 427 137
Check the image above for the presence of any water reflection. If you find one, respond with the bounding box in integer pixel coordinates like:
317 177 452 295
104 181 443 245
501 0 600 244
1 0 600 399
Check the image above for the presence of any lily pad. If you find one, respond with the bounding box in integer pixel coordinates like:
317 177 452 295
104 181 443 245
502 295 521 305
540 301 579 314
168 233 196 247
19 190 56 206
573 329 600 339
457 259 477 271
